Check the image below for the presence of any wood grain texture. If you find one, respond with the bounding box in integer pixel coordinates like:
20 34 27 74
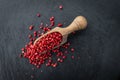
0 0 120 80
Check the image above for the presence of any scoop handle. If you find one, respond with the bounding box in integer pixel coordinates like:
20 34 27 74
65 16 87 34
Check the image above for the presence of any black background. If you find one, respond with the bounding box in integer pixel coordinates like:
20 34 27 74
0 0 120 80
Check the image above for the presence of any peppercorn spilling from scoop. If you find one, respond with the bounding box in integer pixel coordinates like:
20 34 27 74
20 16 87 68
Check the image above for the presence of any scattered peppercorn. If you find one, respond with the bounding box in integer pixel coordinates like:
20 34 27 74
29 25 34 30
71 48 75 52
71 56 74 59
37 13 41 17
57 23 63 27
59 5 63 10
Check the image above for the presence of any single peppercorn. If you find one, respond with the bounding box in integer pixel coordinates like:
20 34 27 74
59 5 63 10
29 25 34 30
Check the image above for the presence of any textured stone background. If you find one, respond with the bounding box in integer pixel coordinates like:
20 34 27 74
0 0 120 80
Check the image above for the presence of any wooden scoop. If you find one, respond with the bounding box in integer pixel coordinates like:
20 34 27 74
34 16 87 50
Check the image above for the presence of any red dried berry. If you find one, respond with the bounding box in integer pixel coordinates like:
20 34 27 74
36 65 40 68
37 13 40 17
29 25 34 30
34 31 37 34
57 58 61 62
57 23 63 27
62 55 67 59
28 34 32 38
48 59 52 63
50 16 54 21
52 63 57 67
67 42 70 46
59 59 63 63
46 62 51 66
71 48 74 52
59 5 63 10
37 34 41 37
39 26 43 29
64 51 68 54
50 21 55 26
21 48 25 51
71 56 74 59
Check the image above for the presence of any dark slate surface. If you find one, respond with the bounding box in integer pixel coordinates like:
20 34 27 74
0 0 120 80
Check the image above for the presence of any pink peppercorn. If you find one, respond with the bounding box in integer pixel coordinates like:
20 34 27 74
62 55 67 59
46 63 51 66
21 48 25 51
50 16 54 21
52 63 57 67
37 13 40 17
60 59 63 63
34 31 37 34
64 51 68 54
57 58 61 62
71 56 74 59
29 25 34 30
57 23 63 27
28 34 32 38
50 21 55 26
59 5 63 10
71 48 74 52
